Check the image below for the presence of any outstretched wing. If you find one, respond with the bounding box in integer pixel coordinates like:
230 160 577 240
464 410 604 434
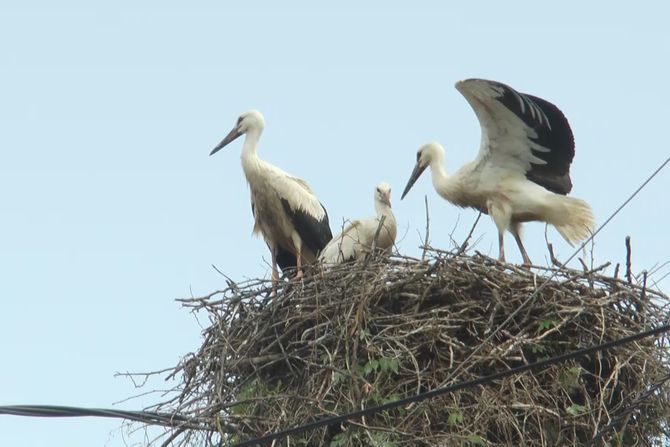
456 78 575 195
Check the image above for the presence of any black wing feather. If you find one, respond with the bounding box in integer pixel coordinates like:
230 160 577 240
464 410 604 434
280 199 333 254
494 80 575 195
275 246 298 274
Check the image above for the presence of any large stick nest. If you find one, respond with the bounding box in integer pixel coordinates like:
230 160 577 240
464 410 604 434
149 250 670 446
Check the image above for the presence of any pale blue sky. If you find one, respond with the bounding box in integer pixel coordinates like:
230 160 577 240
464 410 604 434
1 1 669 446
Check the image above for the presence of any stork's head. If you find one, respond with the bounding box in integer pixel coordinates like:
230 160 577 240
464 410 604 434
210 110 265 156
375 182 392 208
401 141 445 199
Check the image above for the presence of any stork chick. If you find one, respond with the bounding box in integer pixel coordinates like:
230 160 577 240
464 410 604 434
401 79 594 266
319 182 397 265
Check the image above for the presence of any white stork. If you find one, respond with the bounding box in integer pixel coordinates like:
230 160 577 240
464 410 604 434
319 182 397 265
210 110 333 285
401 78 594 266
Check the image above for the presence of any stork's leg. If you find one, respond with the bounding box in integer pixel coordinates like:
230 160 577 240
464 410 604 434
295 246 304 280
498 231 506 263
290 232 305 280
510 222 532 267
488 199 511 264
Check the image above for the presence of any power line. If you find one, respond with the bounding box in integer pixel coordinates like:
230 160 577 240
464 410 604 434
228 323 670 447
0 405 198 429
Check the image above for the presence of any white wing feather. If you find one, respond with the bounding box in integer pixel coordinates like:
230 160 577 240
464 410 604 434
319 215 396 266
455 79 549 175
319 220 364 264
250 160 327 220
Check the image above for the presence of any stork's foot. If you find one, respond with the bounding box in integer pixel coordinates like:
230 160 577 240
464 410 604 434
294 269 304 281
268 277 280 298
269 269 280 297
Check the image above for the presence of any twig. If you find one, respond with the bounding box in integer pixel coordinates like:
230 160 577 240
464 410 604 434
625 236 633 284
546 243 562 268
421 195 430 260
365 215 387 266
456 212 482 256
160 427 187 447
638 270 648 322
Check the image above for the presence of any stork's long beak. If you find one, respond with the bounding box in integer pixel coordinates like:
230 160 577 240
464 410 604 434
401 162 427 200
382 190 392 208
210 126 242 156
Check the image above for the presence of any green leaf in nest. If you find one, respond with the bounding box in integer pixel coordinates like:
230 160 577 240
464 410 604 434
466 435 487 446
447 410 463 426
538 319 556 332
566 403 586 416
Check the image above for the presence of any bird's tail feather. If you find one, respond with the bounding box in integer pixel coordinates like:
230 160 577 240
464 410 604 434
547 195 595 246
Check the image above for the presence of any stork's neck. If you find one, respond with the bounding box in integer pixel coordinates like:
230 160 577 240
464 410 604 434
375 201 393 218
429 158 457 202
240 128 263 174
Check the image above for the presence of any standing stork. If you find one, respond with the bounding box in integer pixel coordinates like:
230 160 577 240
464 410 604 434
319 182 397 265
210 110 332 285
401 79 594 266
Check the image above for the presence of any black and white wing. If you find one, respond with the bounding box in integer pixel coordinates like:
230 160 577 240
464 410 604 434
280 198 332 255
456 78 575 195
252 198 295 273
270 166 333 255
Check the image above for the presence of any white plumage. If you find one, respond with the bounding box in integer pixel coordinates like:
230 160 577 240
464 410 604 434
401 79 594 265
319 182 397 265
210 110 332 286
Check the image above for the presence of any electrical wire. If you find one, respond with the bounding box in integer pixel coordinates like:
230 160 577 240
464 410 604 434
0 405 197 428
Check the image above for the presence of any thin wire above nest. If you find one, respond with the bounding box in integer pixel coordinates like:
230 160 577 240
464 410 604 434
134 250 670 447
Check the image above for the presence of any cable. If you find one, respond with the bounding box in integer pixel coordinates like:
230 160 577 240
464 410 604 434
228 323 670 447
0 405 197 428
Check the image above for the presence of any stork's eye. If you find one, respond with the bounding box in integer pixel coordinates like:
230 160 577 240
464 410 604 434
416 152 422 161
237 116 243 126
